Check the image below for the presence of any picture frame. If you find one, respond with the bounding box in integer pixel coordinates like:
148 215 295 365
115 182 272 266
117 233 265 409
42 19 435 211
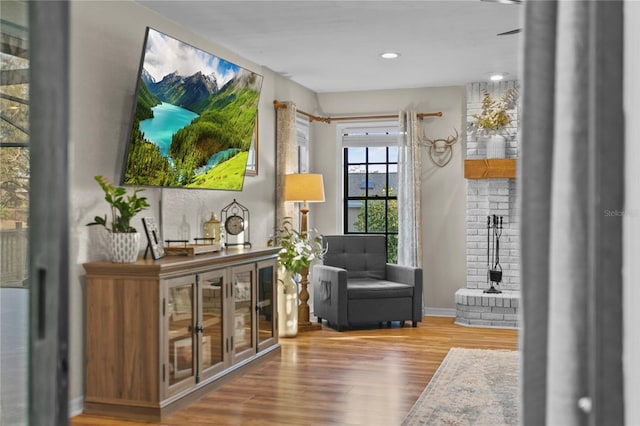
142 217 165 260
245 114 258 176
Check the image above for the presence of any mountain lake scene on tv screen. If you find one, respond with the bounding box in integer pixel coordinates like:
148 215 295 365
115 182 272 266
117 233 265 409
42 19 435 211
123 28 262 190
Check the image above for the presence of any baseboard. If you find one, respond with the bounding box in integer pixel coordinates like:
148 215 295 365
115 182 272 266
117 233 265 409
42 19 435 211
69 396 84 417
424 307 456 317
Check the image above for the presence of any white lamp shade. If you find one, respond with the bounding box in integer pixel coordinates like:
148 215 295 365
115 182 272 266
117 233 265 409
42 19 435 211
284 173 325 203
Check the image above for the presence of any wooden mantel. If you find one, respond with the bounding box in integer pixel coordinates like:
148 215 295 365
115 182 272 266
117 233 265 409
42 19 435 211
464 159 517 179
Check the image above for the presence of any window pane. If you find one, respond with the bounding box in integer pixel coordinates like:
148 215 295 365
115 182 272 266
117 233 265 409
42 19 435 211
0 87 29 144
388 164 398 196
0 52 29 145
347 200 365 232
366 200 386 232
347 164 366 197
388 146 398 163
367 164 387 196
346 147 365 163
388 199 398 232
368 147 386 163
0 148 29 286
387 234 398 264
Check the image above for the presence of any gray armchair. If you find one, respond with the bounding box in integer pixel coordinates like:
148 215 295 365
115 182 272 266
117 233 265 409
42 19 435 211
312 235 423 331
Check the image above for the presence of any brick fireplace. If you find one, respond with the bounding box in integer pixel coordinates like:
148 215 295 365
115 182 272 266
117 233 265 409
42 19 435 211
455 81 521 329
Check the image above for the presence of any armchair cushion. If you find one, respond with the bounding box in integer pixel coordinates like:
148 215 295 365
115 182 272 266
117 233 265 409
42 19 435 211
347 279 414 299
323 235 386 280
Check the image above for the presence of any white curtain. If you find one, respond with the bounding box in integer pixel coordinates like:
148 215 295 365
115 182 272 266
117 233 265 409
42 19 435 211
275 101 298 232
520 1 624 425
397 111 422 267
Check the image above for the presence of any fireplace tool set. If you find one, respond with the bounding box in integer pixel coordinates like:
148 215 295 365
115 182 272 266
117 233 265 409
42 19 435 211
485 215 503 294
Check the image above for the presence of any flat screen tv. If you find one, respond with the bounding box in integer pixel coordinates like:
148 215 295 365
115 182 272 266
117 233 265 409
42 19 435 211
121 27 263 190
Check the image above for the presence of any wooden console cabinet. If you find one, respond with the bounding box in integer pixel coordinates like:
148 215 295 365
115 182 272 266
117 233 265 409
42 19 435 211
83 247 280 421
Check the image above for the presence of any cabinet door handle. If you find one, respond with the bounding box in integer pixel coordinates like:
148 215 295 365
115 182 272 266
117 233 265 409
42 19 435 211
195 323 204 334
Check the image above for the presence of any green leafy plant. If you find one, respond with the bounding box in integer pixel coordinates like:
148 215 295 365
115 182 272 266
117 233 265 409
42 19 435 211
268 217 325 275
87 175 149 233
472 88 517 134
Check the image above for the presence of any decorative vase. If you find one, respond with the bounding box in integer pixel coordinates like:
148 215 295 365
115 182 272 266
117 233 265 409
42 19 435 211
277 269 298 337
486 134 506 159
109 232 141 263
203 212 221 244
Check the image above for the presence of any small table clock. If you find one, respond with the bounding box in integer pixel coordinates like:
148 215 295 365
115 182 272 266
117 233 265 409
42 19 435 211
221 199 251 247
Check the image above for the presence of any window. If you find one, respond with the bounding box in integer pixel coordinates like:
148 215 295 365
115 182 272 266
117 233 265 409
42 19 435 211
1 3 30 288
342 124 398 263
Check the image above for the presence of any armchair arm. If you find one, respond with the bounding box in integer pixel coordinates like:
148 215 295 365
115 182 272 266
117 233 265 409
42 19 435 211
386 263 423 322
312 264 348 329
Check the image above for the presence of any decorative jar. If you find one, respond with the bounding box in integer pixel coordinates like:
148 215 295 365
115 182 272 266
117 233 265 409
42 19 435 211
203 212 221 243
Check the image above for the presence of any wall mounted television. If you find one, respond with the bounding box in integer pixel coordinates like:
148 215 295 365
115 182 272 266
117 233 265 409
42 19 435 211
121 27 263 190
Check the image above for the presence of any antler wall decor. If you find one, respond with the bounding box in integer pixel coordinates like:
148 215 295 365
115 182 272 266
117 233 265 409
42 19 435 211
419 129 459 167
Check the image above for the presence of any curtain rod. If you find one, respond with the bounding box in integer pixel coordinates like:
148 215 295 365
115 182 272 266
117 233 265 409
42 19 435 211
273 100 443 123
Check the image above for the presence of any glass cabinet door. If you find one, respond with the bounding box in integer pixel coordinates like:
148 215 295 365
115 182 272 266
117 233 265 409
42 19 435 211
165 276 196 395
198 269 226 380
256 259 277 351
230 264 255 362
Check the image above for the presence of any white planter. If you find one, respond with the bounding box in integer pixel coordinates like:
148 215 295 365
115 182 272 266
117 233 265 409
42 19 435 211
486 134 506 159
109 232 141 263
277 269 298 337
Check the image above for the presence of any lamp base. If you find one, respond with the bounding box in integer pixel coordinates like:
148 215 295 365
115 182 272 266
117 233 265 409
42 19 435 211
297 322 322 332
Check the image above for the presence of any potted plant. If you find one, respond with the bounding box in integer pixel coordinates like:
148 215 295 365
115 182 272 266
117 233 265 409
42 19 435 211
471 88 517 158
268 217 325 337
87 175 149 263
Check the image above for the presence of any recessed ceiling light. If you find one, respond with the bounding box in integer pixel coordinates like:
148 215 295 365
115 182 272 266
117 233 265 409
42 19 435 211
490 73 508 81
380 52 400 59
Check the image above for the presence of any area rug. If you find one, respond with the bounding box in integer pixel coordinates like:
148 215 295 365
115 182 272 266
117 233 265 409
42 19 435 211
402 348 519 426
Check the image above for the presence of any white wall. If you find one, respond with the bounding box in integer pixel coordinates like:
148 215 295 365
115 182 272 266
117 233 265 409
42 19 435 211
624 1 639 423
311 87 467 311
68 0 317 405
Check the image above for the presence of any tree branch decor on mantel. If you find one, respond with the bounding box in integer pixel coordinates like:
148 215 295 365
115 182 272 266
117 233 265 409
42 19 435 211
468 88 518 159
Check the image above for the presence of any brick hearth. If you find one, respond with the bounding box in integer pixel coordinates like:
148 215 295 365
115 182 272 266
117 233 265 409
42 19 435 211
455 288 519 329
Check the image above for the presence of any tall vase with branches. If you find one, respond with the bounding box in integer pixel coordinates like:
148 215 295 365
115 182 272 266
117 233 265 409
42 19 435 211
471 88 517 158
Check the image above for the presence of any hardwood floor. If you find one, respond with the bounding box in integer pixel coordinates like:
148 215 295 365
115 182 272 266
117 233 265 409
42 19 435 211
71 316 518 426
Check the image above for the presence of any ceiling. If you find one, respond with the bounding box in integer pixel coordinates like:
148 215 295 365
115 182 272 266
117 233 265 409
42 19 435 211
136 1 523 93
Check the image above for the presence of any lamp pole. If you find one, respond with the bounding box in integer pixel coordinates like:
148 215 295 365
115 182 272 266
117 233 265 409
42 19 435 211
297 201 321 331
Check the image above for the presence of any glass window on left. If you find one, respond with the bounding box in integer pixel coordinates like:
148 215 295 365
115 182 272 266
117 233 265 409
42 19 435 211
0 1 29 424
1 0 30 288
